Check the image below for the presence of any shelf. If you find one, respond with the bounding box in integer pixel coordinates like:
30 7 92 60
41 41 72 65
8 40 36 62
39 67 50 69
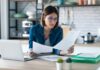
10 17 27 21
8 0 43 40
9 27 25 29
22 26 32 28
9 37 29 40
57 4 100 7
36 8 43 10
9 9 16 11
10 0 36 2
22 34 29 37
9 26 16 28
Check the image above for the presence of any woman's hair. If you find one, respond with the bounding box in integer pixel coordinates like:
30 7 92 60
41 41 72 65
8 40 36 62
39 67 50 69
41 5 59 28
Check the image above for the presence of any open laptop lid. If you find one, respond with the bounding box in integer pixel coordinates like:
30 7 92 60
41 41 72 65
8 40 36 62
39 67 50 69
0 40 24 61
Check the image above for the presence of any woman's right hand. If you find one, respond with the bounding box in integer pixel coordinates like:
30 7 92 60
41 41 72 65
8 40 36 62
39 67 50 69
29 51 38 57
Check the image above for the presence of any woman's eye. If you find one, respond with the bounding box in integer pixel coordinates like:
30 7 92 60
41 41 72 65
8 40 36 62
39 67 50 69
48 17 57 21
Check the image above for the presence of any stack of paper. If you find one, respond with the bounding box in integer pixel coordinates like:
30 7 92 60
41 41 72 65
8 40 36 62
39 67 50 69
71 55 100 64
71 46 100 63
72 46 100 55
77 53 100 58
38 55 68 62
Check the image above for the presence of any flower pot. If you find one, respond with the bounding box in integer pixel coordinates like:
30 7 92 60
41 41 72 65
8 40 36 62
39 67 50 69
56 63 63 70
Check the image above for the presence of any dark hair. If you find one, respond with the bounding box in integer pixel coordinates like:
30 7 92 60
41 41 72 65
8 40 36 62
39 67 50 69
41 5 59 28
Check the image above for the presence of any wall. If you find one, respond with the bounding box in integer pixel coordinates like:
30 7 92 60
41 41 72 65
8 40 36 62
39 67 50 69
1 0 8 39
0 0 1 38
59 6 100 43
9 2 36 37
3 0 100 41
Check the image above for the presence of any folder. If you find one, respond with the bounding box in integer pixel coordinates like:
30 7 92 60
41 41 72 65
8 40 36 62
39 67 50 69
71 53 100 64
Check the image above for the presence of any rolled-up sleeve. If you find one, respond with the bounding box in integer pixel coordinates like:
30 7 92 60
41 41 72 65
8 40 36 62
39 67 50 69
29 26 36 49
53 27 63 55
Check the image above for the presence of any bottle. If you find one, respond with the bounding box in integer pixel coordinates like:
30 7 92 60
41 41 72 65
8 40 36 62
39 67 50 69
92 0 96 5
78 0 84 5
84 0 87 5
78 0 81 5
66 58 72 70
88 0 92 5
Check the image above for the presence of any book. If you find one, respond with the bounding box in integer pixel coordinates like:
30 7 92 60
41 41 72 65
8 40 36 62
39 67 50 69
76 53 100 58
71 53 100 64
38 55 68 62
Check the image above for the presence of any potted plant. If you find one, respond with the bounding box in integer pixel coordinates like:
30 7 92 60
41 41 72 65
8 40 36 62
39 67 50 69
56 58 64 70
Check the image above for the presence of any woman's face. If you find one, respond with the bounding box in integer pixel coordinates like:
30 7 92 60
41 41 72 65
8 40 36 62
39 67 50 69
44 13 57 29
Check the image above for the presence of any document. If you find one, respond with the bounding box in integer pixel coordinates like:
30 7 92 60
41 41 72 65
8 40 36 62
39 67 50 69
72 46 100 58
33 42 52 54
54 30 80 50
33 30 80 53
38 55 68 62
77 53 100 58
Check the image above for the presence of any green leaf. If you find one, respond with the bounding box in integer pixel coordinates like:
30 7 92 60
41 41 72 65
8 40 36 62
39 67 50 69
57 58 64 63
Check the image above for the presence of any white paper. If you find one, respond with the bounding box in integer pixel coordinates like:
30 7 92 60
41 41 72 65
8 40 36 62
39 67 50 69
77 53 100 58
33 42 52 54
54 30 80 50
38 55 68 62
33 30 80 54
71 46 100 58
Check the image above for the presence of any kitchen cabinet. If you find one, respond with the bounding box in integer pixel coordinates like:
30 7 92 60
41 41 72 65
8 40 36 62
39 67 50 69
8 0 43 39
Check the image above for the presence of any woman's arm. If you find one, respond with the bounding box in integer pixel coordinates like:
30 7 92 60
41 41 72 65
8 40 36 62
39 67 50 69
52 27 74 55
29 26 36 51
29 26 38 57
53 27 63 55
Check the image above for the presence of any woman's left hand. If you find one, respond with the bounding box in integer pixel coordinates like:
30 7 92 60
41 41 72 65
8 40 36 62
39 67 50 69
67 45 74 54
60 45 74 55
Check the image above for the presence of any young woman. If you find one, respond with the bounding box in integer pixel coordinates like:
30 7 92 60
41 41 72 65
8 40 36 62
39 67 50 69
29 5 74 57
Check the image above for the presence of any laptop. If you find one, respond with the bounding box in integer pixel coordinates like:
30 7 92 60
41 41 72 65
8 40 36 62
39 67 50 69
0 40 36 61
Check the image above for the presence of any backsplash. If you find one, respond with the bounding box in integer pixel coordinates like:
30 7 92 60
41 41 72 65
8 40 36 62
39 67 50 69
59 6 100 43
59 6 100 42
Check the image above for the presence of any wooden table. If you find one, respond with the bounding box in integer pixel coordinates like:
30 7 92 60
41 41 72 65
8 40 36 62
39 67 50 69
0 58 100 70
0 42 100 70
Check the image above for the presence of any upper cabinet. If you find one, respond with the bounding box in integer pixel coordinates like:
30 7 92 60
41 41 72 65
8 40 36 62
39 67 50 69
10 0 36 1
45 0 100 7
8 0 44 39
